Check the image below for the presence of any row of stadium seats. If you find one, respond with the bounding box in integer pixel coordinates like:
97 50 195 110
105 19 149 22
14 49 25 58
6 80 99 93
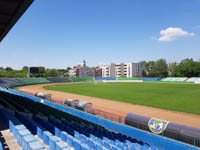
47 77 72 83
161 77 188 82
187 77 200 83
0 89 160 150
0 107 47 150
142 77 161 82
0 78 24 88
94 77 116 81
71 77 94 82
118 77 141 80
0 77 72 88
16 77 51 85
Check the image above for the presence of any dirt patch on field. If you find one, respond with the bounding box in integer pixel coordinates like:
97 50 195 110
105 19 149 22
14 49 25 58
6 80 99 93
17 83 200 128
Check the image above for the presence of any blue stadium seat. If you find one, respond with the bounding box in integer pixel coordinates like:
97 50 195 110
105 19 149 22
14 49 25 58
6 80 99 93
87 138 96 149
81 144 90 150
22 134 37 150
60 131 66 141
95 144 103 150
0 142 3 150
74 130 80 139
49 136 59 150
55 141 67 150
43 131 53 145
79 134 88 144
73 139 82 150
66 134 74 147
55 127 60 137
103 141 111 149
28 141 45 150
37 127 43 139
17 129 31 146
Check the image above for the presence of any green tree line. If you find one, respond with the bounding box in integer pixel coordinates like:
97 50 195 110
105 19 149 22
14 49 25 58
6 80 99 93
141 58 200 77
0 66 71 78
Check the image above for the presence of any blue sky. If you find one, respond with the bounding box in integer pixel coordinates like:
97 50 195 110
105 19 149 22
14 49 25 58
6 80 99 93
1 0 200 69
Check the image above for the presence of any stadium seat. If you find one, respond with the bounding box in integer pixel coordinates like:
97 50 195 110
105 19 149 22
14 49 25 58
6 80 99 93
87 138 96 149
22 134 37 150
49 136 59 150
66 134 74 147
73 139 82 150
28 141 45 150
79 134 88 144
55 141 67 150
0 142 3 150
43 131 53 145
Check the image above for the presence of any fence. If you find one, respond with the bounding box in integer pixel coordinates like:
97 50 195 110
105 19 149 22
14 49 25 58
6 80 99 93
85 108 125 124
21 90 125 124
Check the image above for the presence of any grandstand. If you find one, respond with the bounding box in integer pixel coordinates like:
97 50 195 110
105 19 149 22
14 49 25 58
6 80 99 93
118 77 142 80
0 87 199 150
161 77 188 82
142 77 161 82
187 77 200 83
16 78 51 85
95 77 116 81
0 78 23 88
71 77 94 82
47 77 72 83
0 77 73 88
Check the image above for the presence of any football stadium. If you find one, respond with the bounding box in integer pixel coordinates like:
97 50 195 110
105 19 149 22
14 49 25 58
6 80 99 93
0 0 200 150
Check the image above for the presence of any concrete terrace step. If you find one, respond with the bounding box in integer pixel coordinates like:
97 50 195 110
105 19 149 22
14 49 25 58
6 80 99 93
1 129 22 150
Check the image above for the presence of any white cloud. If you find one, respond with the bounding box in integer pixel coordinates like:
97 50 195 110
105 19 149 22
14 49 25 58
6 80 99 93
158 27 194 42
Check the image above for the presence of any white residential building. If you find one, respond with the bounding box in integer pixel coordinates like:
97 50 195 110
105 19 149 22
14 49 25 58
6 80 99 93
68 68 77 77
126 63 142 77
115 63 127 78
102 62 142 78
102 63 116 78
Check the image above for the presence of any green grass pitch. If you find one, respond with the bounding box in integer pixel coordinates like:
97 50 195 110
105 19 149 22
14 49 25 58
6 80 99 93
44 82 200 115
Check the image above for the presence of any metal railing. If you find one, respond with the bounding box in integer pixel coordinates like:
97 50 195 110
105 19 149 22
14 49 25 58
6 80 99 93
21 90 125 124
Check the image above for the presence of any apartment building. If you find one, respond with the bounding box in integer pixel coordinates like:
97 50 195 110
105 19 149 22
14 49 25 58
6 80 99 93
102 62 142 78
68 68 77 77
102 63 116 78
126 63 142 77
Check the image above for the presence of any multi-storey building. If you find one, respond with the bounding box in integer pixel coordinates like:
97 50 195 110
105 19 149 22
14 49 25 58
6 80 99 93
95 68 102 77
102 63 116 78
68 66 95 77
77 66 95 77
68 68 77 77
102 62 142 78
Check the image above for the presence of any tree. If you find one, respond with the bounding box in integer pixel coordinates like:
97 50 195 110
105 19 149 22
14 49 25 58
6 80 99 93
168 62 178 77
39 67 45 74
66 67 71 72
22 66 28 70
45 69 60 77
5 67 13 71
151 59 168 77
171 59 200 77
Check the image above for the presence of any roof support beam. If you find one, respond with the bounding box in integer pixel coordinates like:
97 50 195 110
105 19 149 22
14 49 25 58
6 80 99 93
0 0 34 42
